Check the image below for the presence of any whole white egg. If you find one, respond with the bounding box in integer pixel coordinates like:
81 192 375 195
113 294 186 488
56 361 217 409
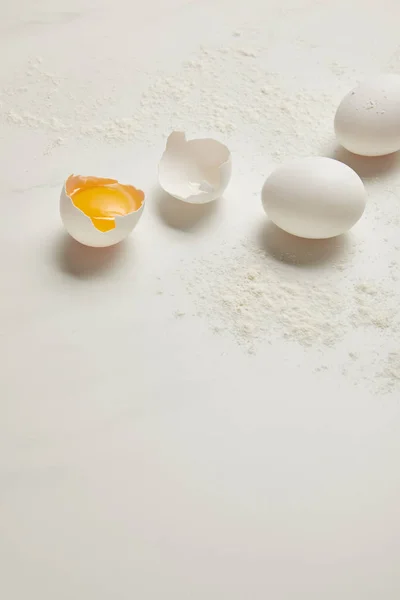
334 74 400 156
261 157 366 239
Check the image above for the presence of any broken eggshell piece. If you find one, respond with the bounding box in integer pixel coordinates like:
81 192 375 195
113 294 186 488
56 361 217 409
158 131 231 204
60 175 145 247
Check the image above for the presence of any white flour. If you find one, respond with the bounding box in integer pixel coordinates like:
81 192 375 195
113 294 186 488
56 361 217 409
185 246 343 349
381 352 400 393
183 241 398 348
181 239 400 392
0 35 340 159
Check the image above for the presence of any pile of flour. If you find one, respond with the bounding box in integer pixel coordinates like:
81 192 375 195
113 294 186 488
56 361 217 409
179 238 400 392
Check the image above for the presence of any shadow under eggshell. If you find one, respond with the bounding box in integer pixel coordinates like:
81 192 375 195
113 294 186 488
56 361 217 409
154 186 220 230
53 231 130 278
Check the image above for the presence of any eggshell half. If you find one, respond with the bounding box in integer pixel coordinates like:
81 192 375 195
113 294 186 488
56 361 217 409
158 131 232 204
261 157 366 239
334 74 400 156
60 175 145 248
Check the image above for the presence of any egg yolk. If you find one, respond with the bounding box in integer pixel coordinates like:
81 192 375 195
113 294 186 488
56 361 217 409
66 176 144 232
71 186 136 232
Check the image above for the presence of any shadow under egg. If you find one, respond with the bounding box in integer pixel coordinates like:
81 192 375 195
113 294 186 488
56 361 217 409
256 220 351 267
328 144 400 179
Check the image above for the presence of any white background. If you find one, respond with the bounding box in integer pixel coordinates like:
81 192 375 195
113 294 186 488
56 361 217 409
1 1 400 598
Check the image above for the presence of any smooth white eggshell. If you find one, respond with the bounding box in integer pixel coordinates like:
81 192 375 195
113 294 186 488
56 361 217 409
60 179 145 248
261 157 366 239
158 131 232 204
334 74 400 156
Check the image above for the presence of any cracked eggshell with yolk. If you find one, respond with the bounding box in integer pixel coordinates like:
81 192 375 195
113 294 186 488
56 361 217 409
60 175 145 247
158 131 232 204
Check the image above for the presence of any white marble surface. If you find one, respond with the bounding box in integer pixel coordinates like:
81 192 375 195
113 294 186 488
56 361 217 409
1 1 400 598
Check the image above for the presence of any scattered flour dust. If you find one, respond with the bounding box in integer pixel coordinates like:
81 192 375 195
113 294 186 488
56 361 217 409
186 247 344 348
1 36 339 158
351 282 397 330
380 352 400 393
181 240 400 393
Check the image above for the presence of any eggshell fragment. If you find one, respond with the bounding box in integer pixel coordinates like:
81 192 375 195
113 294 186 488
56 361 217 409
60 175 145 247
261 157 366 239
158 131 231 204
334 74 400 156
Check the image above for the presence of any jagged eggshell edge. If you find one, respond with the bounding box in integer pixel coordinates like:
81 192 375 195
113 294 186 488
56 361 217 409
158 131 232 204
59 176 145 248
